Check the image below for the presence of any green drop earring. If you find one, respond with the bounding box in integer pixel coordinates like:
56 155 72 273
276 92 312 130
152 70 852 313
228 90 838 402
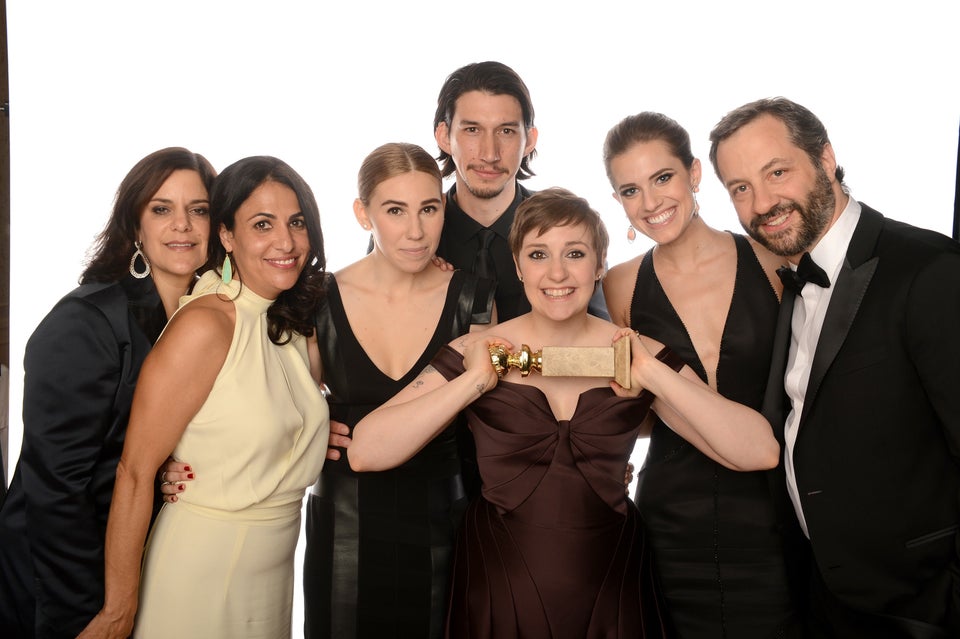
222 253 233 285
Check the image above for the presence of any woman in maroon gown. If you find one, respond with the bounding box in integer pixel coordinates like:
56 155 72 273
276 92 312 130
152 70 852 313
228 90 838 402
349 187 780 639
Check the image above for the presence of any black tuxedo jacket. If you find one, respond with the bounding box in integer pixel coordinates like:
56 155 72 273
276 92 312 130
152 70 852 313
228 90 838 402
763 204 960 636
0 275 166 639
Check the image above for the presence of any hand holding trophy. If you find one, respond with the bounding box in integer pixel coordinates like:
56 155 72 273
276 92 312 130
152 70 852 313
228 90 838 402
488 338 632 388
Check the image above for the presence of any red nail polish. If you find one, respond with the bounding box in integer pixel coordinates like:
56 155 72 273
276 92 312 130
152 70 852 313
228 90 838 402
178 484 185 491
184 465 192 472
187 473 195 479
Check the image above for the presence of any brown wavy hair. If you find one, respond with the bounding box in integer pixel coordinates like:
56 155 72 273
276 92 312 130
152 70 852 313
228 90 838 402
81 147 217 284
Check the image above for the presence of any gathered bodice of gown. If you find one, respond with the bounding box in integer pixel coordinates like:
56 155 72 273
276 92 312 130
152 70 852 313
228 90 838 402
631 233 800 638
432 344 682 639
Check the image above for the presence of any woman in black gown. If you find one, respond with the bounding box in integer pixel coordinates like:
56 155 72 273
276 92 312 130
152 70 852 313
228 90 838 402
602 112 803 637
349 187 782 639
302 143 494 638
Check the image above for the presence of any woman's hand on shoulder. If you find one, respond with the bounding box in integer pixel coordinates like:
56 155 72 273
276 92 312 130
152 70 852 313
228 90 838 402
431 254 455 272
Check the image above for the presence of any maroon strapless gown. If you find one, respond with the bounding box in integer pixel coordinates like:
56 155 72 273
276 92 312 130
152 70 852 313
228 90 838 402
432 345 681 639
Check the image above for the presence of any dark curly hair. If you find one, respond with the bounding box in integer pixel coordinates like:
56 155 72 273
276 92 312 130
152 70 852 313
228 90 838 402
82 147 217 284
208 156 326 344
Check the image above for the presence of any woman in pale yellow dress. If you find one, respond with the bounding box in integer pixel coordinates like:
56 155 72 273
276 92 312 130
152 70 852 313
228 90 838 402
79 156 330 639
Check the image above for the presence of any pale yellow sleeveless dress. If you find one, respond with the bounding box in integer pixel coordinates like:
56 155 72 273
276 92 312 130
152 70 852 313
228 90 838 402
134 271 329 638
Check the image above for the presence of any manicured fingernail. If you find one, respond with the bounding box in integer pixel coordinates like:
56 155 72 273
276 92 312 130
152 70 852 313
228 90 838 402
184 465 192 472
178 484 185 491
187 473 195 479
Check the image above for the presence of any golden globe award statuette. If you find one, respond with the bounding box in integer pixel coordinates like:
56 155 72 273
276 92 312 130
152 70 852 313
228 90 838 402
488 338 631 388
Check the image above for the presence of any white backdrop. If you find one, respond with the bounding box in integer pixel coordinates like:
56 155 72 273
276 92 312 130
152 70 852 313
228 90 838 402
4 0 959 631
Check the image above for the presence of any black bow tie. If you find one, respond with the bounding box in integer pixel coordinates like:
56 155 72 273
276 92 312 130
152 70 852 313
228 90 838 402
777 252 831 296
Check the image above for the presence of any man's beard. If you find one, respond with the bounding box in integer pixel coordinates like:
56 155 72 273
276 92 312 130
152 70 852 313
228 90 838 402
461 165 509 200
745 166 835 257
464 182 506 199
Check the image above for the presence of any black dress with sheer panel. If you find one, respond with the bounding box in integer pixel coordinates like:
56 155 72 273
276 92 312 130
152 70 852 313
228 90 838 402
631 233 802 638
303 270 493 639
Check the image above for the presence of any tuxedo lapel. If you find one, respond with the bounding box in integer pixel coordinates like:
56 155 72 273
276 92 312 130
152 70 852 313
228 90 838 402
800 206 884 426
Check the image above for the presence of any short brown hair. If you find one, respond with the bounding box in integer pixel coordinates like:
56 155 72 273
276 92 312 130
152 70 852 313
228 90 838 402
708 97 845 185
509 187 608 271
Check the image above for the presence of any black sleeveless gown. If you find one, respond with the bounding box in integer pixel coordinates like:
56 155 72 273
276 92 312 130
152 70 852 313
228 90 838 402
303 271 494 639
433 345 684 639
631 233 802 638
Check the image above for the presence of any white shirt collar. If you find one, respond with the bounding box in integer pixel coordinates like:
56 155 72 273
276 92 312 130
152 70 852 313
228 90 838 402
806 195 861 283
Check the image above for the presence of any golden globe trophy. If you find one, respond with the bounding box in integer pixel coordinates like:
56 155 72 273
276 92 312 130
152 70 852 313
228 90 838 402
488 338 631 388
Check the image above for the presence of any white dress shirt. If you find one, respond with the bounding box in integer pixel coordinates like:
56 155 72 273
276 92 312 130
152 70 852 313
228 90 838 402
783 196 861 537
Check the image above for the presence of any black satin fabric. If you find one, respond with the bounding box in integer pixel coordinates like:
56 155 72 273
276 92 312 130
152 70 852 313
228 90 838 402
0 275 165 639
631 234 802 638
433 345 683 639
303 271 492 639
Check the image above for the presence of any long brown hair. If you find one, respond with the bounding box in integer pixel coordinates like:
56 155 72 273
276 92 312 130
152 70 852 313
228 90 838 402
82 147 216 284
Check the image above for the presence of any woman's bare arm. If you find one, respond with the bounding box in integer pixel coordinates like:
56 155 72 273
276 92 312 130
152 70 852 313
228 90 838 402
77 300 233 638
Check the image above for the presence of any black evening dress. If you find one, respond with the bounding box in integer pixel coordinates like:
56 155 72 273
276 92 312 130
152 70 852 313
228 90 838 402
303 271 493 639
433 345 682 639
631 233 802 638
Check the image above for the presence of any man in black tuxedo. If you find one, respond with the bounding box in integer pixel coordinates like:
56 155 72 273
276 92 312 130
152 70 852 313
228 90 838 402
709 97 960 638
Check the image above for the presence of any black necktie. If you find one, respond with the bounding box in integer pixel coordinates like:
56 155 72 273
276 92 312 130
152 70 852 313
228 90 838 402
777 252 831 296
473 229 496 281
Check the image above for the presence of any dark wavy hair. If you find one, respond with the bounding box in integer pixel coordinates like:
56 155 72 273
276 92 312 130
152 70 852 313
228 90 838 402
208 156 326 344
81 147 217 284
433 61 537 180
708 97 845 186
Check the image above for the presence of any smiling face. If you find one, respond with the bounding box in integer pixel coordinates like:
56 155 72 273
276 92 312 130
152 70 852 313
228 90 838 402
609 139 701 246
137 169 210 288
715 114 839 261
435 90 538 201
355 170 444 273
515 222 604 322
219 180 310 299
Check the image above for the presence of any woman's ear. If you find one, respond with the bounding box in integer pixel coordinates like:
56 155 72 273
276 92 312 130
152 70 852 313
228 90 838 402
353 198 372 231
690 157 702 191
219 224 234 253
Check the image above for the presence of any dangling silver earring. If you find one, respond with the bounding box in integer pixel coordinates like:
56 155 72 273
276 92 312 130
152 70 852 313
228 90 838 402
222 253 233 285
627 226 637 243
129 241 151 278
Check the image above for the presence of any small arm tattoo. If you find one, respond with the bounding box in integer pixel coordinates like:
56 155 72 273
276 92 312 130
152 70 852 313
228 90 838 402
476 382 486 395
411 365 437 390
